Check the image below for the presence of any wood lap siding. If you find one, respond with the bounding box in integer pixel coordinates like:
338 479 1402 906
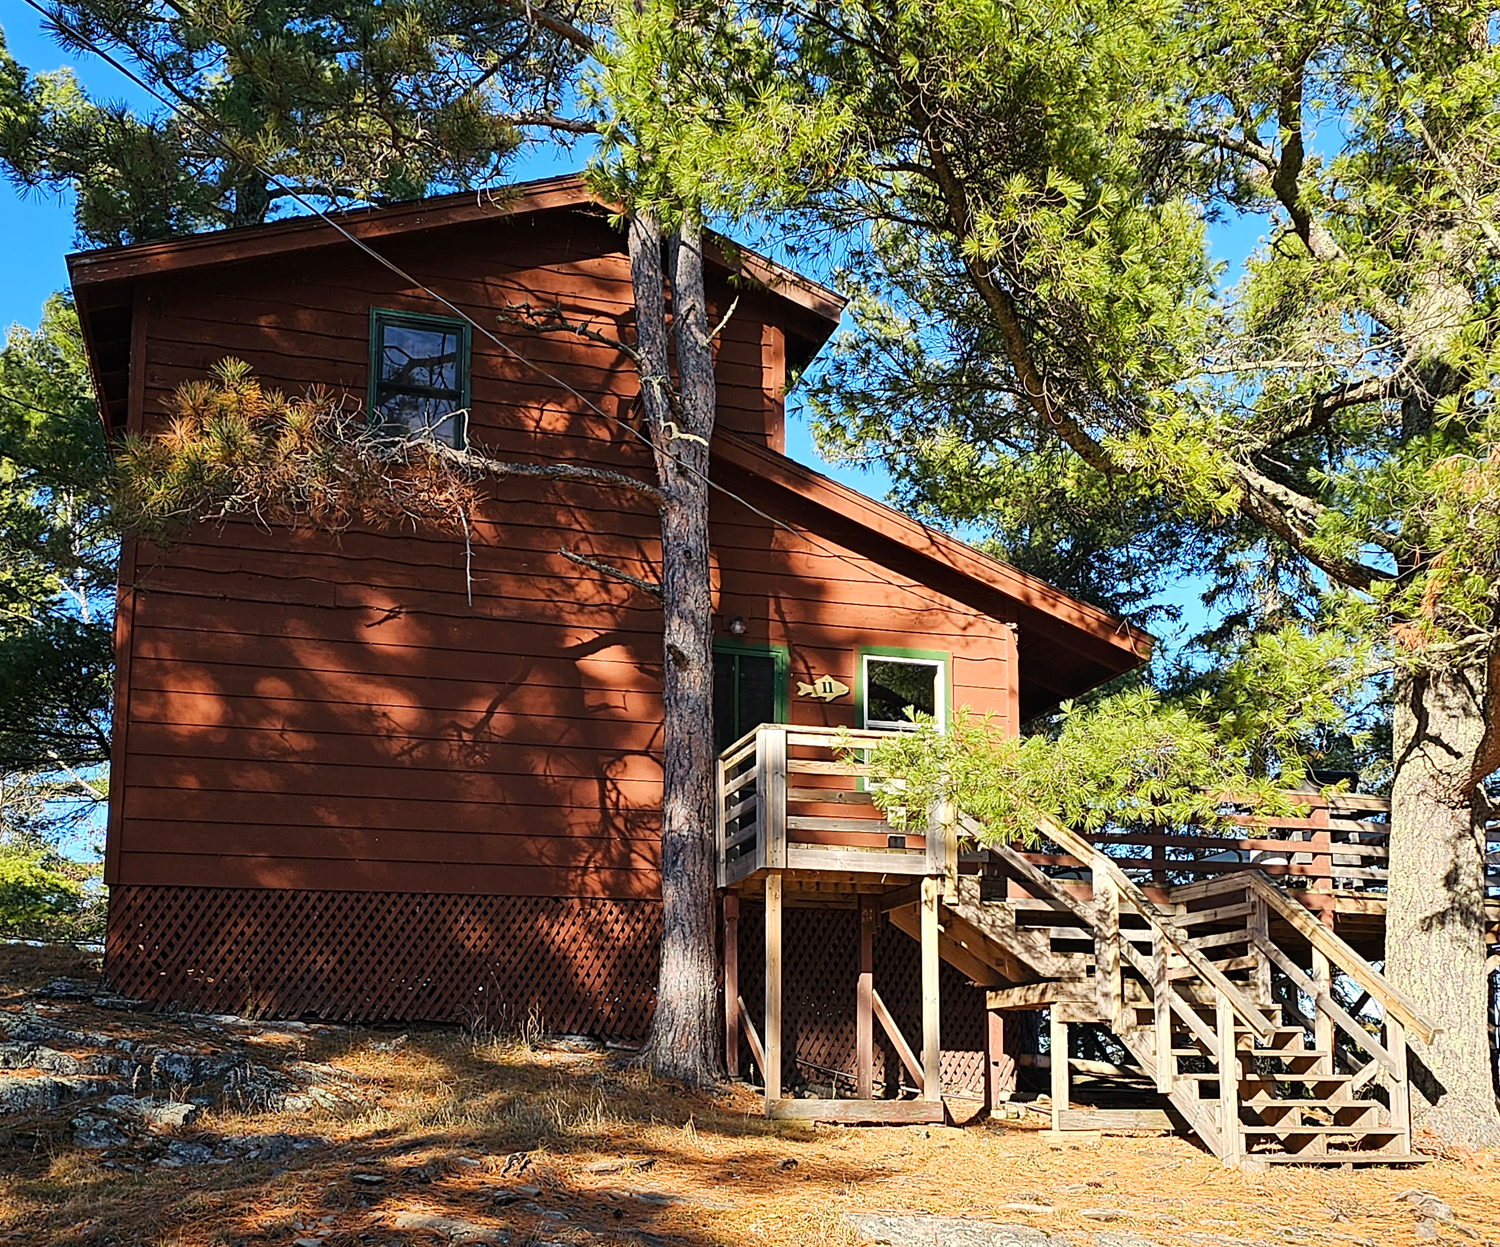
114 211 1015 899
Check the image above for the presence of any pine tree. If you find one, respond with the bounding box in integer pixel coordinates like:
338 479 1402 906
665 0 1500 1142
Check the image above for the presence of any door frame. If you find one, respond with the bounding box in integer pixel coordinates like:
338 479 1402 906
713 640 791 743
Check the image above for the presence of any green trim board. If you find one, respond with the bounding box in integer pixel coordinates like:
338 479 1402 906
367 307 472 448
713 640 790 747
856 645 951 731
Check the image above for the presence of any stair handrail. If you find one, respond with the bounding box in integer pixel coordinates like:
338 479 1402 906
1036 814 1278 1040
1243 871 1439 1045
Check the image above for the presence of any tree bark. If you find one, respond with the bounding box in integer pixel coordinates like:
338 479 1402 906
628 210 722 1084
1385 656 1500 1145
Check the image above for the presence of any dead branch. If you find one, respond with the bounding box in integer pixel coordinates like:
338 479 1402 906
559 545 662 597
498 301 642 365
437 444 662 503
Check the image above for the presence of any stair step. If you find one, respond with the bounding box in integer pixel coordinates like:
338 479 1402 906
1250 1152 1428 1165
1242 1125 1401 1136
1171 1048 1332 1060
1176 1072 1353 1083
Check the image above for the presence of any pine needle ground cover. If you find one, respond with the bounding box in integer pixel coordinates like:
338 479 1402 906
0 949 1495 1247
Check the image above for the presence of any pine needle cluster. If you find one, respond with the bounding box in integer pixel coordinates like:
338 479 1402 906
115 358 480 543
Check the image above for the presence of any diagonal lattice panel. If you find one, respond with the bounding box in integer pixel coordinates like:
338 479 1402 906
107 886 661 1036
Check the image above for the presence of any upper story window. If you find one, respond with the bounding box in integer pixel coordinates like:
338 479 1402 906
862 651 946 731
369 309 470 448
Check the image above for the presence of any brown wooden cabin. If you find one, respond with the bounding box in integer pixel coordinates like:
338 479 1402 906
68 174 1148 1045
71 176 1491 1161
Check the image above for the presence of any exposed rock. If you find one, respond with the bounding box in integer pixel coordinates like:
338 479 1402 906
156 1140 219 1167
547 1034 605 1052
0 1072 115 1114
1395 1189 1479 1241
103 1095 198 1129
219 1132 320 1162
389 1210 510 1243
71 1113 130 1149
1079 1209 1126 1222
286 1059 370 1086
37 978 98 1000
368 1033 407 1052
490 1184 542 1204
844 1215 1073 1246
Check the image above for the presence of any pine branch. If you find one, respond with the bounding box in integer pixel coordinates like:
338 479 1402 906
559 546 661 597
499 1 597 52
433 443 662 502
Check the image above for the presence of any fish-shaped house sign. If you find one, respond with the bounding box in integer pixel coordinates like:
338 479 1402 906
796 674 850 703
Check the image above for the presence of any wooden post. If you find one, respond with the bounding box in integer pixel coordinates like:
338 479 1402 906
920 876 942 1104
1309 944 1333 1156
857 894 876 1100
1388 1015 1410 1154
985 1009 1016 1113
1153 930 1173 1094
765 727 788 870
723 894 740 1079
1249 893 1272 1005
1310 804 1335 929
764 871 783 1114
1049 1008 1069 1131
1216 995 1241 1165
1311 946 1334 1072
1093 859 1120 1029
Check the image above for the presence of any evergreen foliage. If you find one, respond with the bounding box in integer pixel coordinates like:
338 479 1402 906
0 4 595 245
0 295 112 776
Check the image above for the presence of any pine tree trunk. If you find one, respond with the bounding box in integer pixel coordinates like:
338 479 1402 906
628 211 722 1084
1385 658 1500 1145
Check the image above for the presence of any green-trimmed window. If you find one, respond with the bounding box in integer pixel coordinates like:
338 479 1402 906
369 308 470 448
713 643 789 753
860 649 947 731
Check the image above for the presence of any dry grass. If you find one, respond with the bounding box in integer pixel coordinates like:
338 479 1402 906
0 955 1496 1247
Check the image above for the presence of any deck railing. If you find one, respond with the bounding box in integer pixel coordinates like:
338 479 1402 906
715 724 955 888
715 724 1500 902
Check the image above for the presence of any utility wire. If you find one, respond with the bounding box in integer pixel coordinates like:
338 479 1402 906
24 0 1007 628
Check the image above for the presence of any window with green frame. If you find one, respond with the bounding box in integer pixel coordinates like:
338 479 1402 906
712 642 789 753
368 308 471 448
858 647 948 731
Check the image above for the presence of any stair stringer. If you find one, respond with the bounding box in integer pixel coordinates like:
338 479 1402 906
922 845 1435 1166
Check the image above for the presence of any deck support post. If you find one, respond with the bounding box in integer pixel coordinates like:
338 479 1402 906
1049 1008 1068 1131
1250 893 1272 1005
984 1009 1016 1113
920 876 942 1105
723 894 740 1079
764 870 783 1115
1093 860 1120 1029
1387 1015 1410 1154
857 894 876 1099
1216 994 1241 1165
1152 931 1173 1094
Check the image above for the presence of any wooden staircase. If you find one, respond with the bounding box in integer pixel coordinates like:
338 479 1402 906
907 820 1438 1166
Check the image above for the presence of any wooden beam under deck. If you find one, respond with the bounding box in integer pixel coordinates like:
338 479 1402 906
768 1098 946 1124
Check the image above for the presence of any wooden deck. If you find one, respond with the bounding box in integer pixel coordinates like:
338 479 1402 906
716 724 1493 1164
716 724 1500 951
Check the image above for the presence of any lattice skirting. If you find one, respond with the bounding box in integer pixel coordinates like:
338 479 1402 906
108 888 990 1086
735 904 988 1096
106 886 662 1036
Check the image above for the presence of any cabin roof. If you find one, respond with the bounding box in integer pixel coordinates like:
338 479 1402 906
712 433 1152 715
66 172 1151 710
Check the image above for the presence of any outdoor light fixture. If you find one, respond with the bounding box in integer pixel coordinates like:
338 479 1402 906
727 616 747 636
